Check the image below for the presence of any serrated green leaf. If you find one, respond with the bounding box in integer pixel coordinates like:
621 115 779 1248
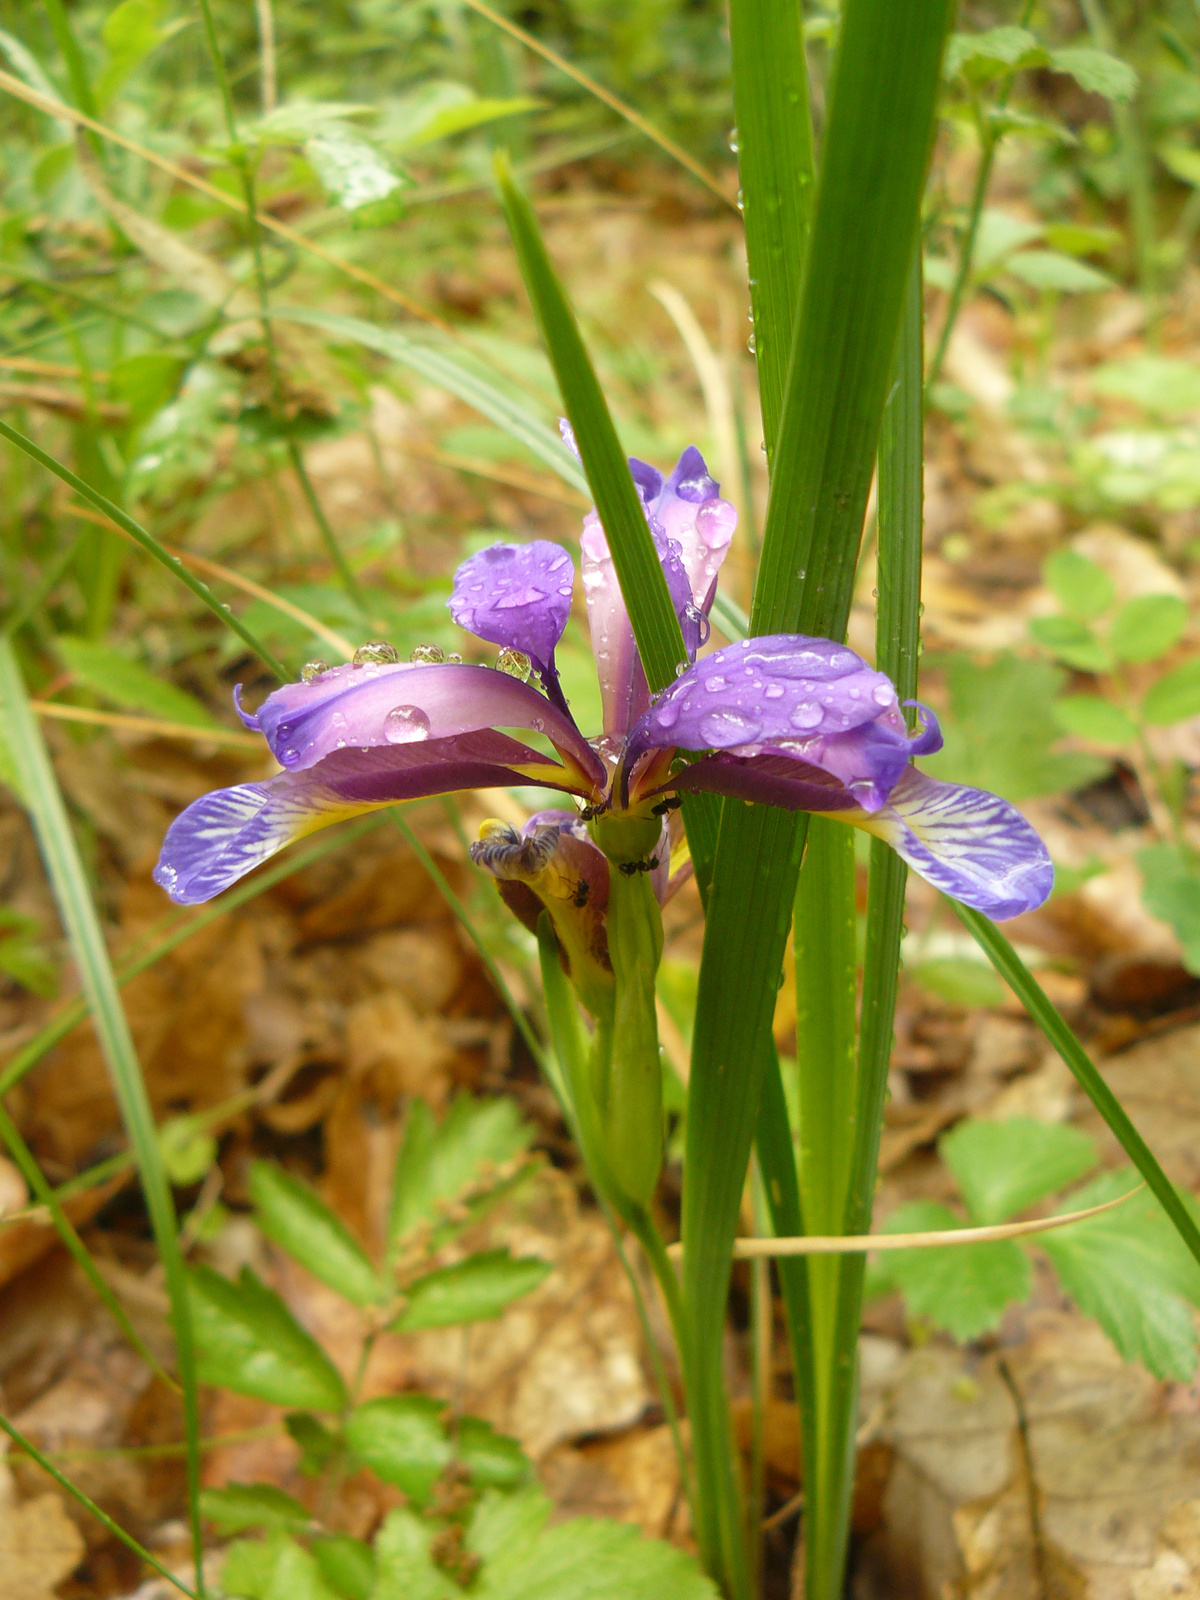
1142 658 1200 724
881 1200 1031 1342
923 653 1107 801
345 1395 449 1505
1005 249 1114 293
1029 615 1112 672
466 1485 721 1599
389 1096 530 1247
1041 1172 1200 1379
188 1265 347 1411
1138 844 1200 973
263 1536 342 1600
944 26 1038 78
250 1162 382 1306
371 1508 459 1600
392 1249 551 1332
457 1416 531 1490
909 957 1006 1009
1048 45 1137 101
1093 356 1200 414
222 1531 291 1600
1110 594 1188 663
312 1535 376 1600
1043 548 1114 620
55 636 217 728
940 1118 1099 1226
199 1482 311 1534
1053 694 1136 745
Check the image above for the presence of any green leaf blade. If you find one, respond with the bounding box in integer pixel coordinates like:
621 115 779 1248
345 1396 450 1505
392 1249 551 1331
249 1161 383 1307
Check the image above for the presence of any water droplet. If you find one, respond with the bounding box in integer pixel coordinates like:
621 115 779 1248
496 647 532 681
353 641 399 666
789 702 822 730
675 662 689 678
728 126 739 153
871 587 879 599
872 682 895 706
301 660 329 682
410 643 445 664
531 716 545 732
159 864 177 889
700 707 762 746
736 188 744 212
384 705 431 743
747 332 756 354
283 746 300 763
797 569 806 580
657 700 680 730
705 674 727 694
764 683 785 700
918 602 926 617
336 738 346 748
447 653 463 664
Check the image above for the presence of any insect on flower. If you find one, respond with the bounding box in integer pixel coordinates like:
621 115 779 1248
154 442 1052 924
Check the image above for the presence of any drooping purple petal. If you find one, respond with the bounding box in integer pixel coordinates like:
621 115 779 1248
665 751 863 813
241 661 606 793
154 732 587 905
857 767 1053 920
449 541 575 687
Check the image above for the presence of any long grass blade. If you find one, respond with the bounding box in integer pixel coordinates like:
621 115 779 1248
0 640 206 1593
958 905 1200 1270
494 156 686 693
0 419 287 678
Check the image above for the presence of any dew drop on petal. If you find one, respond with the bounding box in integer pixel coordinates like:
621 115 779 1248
283 747 300 764
705 675 727 694
656 700 681 730
301 660 330 682
764 684 785 700
700 707 762 746
410 643 446 664
447 653 463 664
496 647 532 681
872 682 895 706
353 641 399 666
384 705 432 744
789 702 822 730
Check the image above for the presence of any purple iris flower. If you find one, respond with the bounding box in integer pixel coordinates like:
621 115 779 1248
153 444 1052 922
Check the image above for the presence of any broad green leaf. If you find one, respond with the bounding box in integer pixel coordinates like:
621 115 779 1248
272 309 587 494
1053 694 1136 745
923 653 1107 801
940 1118 1098 1226
371 1508 458 1600
389 1096 530 1247
1041 1172 1200 1379
345 1395 449 1505
223 1531 341 1600
1159 144 1200 188
1092 356 1200 414
305 129 410 213
1005 249 1114 293
250 102 376 143
249 1162 382 1307
395 95 539 152
264 1537 342 1600
909 957 1006 1009
1043 223 1121 258
392 1249 551 1332
1043 548 1114 620
972 208 1045 275
312 1535 376 1600
1048 45 1137 101
944 26 1038 79
188 1265 347 1412
97 0 185 106
108 352 185 423
467 1485 721 1599
457 1416 531 1490
55 636 217 728
199 1483 311 1534
1138 844 1200 973
0 908 57 997
285 1411 339 1477
1142 658 1200 724
1109 594 1187 664
382 81 537 152
881 1200 1031 1342
1028 615 1111 672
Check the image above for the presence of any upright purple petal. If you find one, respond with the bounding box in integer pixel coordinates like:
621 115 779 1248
857 767 1053 920
243 661 606 793
651 445 736 611
449 541 575 678
154 732 587 905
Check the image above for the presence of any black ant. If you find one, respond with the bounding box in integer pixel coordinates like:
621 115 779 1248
651 796 682 816
618 854 661 876
570 878 591 908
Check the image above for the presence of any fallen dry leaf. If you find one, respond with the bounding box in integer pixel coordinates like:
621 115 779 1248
0 1447 84 1600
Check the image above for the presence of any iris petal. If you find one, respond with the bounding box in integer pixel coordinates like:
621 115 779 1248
852 767 1054 920
449 540 575 675
153 733 588 905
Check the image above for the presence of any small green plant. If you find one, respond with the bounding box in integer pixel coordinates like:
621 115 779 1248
1029 547 1200 970
190 1093 716 1599
870 1116 1200 1380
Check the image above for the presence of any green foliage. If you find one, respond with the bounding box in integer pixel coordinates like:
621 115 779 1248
1110 594 1188 663
944 24 1135 101
157 1113 218 1185
878 1199 1032 1342
344 1397 528 1505
1142 658 1200 724
1137 844 1200 972
391 1249 552 1331
1092 356 1200 415
200 1483 312 1534
187 1264 348 1412
909 955 1007 1009
922 654 1106 801
312 1535 376 1600
1044 549 1115 619
249 1161 383 1307
940 1117 1098 1226
1041 1175 1200 1380
1052 694 1137 745
55 636 217 727
223 1529 341 1600
0 908 58 997
389 1094 531 1247
1028 614 1111 672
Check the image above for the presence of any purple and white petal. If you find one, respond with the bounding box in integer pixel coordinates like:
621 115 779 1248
449 541 575 674
581 511 647 737
629 635 901 774
154 732 585 905
243 662 606 792
858 767 1054 920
